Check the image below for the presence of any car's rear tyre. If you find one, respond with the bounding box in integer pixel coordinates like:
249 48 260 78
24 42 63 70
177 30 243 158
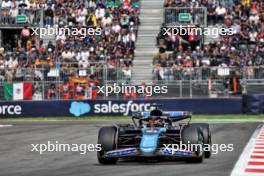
192 123 211 158
182 125 204 163
97 126 118 164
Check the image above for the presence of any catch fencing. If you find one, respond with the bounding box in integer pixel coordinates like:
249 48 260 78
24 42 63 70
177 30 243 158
0 66 264 100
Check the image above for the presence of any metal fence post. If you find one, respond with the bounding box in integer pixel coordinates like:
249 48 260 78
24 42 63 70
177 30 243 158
204 7 207 27
0 30 2 47
190 79 192 98
242 67 247 94
180 80 182 97
104 66 108 99
42 67 45 100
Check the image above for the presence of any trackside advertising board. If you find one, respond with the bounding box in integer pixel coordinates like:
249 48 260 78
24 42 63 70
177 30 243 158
0 99 242 118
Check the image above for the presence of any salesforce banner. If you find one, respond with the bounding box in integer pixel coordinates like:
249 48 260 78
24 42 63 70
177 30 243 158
0 98 242 118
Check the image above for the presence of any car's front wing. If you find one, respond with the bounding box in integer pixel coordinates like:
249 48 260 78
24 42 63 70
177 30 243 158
103 147 196 158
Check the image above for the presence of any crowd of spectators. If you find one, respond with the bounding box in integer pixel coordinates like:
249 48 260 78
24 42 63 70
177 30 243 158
0 0 141 83
0 0 40 25
155 0 264 77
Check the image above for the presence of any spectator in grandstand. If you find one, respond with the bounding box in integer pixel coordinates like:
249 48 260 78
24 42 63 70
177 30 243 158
86 10 97 26
249 11 260 24
0 8 10 24
4 69 13 82
1 0 12 9
215 4 226 24
102 13 112 26
153 47 168 66
44 5 54 26
0 53 5 69
14 64 24 81
20 25 30 50
0 48 13 82
0 69 4 81
10 5 19 24
46 41 55 52
95 5 105 19
207 4 216 26
79 56 90 69
120 14 130 29
152 47 169 81
5 54 18 69
88 74 98 100
47 83 57 99
61 48 75 61
59 80 72 100
122 66 131 82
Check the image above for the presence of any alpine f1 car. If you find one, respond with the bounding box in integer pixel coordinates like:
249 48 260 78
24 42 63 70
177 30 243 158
97 105 212 164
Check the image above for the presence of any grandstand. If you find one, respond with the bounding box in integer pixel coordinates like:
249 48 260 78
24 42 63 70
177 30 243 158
0 0 263 100
153 0 264 97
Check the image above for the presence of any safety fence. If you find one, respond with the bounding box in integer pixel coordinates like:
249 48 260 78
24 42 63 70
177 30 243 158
0 66 264 100
164 7 207 27
153 66 264 81
3 65 262 83
0 66 128 100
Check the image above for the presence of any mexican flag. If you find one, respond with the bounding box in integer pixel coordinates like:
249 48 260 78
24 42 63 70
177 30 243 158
4 82 32 100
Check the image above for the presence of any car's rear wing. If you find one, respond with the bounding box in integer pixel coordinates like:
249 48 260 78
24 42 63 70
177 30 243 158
131 111 192 127
139 111 192 121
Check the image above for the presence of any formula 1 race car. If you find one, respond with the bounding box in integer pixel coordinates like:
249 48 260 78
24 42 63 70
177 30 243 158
97 105 211 164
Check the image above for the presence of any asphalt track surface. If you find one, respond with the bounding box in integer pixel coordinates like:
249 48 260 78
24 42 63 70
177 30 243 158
0 121 261 176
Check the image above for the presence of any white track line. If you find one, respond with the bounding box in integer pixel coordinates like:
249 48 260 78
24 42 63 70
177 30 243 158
230 125 264 176
0 124 13 127
248 159 264 162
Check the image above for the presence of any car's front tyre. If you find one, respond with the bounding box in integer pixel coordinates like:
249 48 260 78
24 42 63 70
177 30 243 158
182 125 204 163
192 123 211 158
97 126 118 164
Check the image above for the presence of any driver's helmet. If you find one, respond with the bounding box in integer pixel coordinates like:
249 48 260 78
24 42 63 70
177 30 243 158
147 109 163 127
150 109 162 116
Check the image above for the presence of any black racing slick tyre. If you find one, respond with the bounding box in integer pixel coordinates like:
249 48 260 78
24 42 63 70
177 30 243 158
182 125 204 163
97 127 118 164
192 123 212 158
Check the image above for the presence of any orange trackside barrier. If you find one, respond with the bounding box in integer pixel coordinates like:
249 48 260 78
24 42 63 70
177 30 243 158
233 76 237 95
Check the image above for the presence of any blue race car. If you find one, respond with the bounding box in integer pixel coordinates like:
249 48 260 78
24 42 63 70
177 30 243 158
97 105 211 164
